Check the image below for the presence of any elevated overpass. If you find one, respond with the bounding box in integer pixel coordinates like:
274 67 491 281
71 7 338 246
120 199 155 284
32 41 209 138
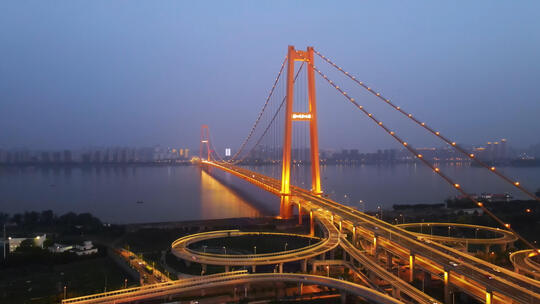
202 160 540 304
61 270 403 304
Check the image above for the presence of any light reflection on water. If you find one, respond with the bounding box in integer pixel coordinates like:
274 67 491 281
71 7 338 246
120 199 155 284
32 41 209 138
199 169 261 219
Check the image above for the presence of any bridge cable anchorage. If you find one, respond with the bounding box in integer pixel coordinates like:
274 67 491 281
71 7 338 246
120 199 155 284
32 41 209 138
313 49 540 203
228 56 288 162
309 61 539 251
227 61 306 165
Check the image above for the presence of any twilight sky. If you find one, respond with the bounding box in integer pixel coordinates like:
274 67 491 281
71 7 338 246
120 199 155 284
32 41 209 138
1 1 539 152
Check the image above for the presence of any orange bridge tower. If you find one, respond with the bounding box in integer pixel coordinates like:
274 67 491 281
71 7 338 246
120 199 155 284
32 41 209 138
280 45 322 218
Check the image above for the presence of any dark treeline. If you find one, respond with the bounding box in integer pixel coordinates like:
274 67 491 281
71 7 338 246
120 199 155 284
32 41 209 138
0 210 122 235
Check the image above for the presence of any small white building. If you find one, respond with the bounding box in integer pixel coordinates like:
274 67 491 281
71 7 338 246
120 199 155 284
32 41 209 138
73 241 98 256
48 243 73 253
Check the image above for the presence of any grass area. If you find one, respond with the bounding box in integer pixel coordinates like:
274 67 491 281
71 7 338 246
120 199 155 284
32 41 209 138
188 235 319 255
0 257 136 304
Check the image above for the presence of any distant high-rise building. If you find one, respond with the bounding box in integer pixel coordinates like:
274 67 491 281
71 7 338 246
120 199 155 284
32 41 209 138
41 152 50 163
64 150 72 163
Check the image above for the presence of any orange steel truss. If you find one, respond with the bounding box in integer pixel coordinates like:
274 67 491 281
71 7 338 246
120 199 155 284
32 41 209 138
280 46 322 219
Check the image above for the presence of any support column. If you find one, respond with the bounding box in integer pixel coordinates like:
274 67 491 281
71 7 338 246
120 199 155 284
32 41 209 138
444 269 451 304
342 250 347 261
301 259 308 273
225 265 230 272
485 288 493 304
298 202 302 225
409 253 415 283
298 282 303 295
372 235 378 256
312 263 317 273
279 263 283 273
310 210 315 236
340 292 347 304
386 251 392 271
251 265 256 273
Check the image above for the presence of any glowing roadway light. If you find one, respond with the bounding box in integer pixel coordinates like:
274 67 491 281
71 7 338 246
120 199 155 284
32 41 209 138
505 223 511 228
469 154 475 158
421 122 425 126
434 168 440 172
454 184 460 188
408 114 412 117
417 154 423 158
490 166 496 171
201 140 208 143
451 142 456 146
477 202 483 207
435 131 440 135
514 182 520 186
526 208 531 213
403 142 408 146
390 131 395 135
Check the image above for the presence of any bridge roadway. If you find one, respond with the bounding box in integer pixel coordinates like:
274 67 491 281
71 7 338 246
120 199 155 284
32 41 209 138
396 222 518 246
171 228 339 267
510 250 540 280
203 160 540 303
61 270 403 304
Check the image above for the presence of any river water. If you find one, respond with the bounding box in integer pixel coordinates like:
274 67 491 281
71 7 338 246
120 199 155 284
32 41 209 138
1 164 539 224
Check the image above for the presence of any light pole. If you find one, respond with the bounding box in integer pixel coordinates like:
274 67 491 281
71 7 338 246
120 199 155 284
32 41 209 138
326 265 330 277
400 214 404 224
222 246 227 255
124 278 127 289
253 246 257 255
284 242 288 251
63 286 67 299
448 226 451 237
202 245 207 253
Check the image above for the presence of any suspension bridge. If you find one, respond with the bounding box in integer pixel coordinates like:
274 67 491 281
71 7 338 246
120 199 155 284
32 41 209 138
64 46 540 304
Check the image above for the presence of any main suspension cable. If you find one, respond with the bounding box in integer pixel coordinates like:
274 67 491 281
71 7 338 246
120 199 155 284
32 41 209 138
228 56 288 162
309 61 538 251
229 62 306 165
314 49 540 203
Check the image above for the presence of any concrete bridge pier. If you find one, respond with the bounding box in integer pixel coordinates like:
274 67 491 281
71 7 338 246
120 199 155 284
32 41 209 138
385 251 392 271
201 264 207 274
297 282 303 295
310 210 315 236
485 288 493 304
409 253 415 283
340 291 347 304
301 259 307 273
297 202 302 225
279 262 284 273
251 265 256 273
422 270 432 288
225 265 230 272
312 263 317 273
444 269 451 304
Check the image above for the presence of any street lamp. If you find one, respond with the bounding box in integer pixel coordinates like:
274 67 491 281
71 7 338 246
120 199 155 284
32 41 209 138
222 246 227 255
448 226 451 236
253 246 257 255
284 242 288 251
